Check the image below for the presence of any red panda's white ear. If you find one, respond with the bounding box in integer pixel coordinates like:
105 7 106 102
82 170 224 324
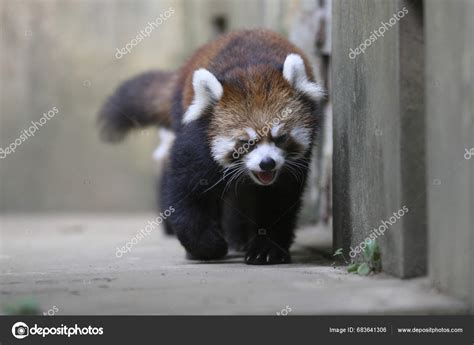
283 54 325 102
182 68 223 124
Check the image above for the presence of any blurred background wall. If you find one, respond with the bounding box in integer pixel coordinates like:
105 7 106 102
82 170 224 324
0 0 331 217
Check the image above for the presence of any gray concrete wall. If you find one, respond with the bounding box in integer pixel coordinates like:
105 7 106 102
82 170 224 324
425 0 474 311
332 0 426 277
0 0 184 213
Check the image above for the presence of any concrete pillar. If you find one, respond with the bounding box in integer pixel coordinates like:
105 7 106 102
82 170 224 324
425 0 474 311
332 0 426 277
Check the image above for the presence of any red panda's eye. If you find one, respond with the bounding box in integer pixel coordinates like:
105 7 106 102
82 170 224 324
238 139 248 145
274 134 288 145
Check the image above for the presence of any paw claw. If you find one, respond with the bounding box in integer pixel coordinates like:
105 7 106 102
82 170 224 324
245 239 290 265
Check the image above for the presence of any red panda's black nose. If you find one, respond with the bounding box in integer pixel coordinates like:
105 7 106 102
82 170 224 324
259 157 276 171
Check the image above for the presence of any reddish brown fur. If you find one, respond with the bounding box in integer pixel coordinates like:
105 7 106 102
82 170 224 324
169 29 317 152
210 67 315 141
175 29 315 116
148 71 179 128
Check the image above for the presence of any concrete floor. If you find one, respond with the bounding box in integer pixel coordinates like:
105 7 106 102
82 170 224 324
0 214 467 315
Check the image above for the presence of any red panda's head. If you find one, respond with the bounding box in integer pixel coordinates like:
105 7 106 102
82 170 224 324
182 54 324 186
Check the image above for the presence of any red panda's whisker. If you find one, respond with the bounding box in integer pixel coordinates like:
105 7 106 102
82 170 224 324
285 165 302 183
233 168 249 194
284 162 306 184
222 166 247 196
202 162 245 194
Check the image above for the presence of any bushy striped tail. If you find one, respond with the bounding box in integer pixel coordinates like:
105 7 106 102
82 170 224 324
98 70 177 142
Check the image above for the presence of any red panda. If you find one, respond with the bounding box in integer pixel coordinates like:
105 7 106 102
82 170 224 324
99 29 324 264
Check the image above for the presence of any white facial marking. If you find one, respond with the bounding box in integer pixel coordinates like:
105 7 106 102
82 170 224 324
182 69 223 124
271 124 284 137
211 136 235 165
290 126 312 150
283 54 325 102
245 127 257 140
244 143 285 172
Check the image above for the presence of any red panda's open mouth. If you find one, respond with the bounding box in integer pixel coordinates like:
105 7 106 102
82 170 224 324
251 171 277 185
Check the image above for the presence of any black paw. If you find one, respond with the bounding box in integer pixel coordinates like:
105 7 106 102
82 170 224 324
183 232 228 261
245 238 291 265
